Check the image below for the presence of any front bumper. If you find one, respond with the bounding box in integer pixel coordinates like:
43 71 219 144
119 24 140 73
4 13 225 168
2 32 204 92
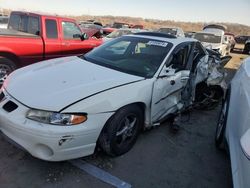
0 90 113 161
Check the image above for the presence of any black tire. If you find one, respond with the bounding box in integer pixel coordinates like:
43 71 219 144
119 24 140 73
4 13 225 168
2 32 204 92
0 57 16 85
98 105 143 156
215 88 230 149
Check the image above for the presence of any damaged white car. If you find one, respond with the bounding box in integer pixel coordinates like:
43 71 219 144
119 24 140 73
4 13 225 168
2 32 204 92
0 32 230 161
216 57 250 188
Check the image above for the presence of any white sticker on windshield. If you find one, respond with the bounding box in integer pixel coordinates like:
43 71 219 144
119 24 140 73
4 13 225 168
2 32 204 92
147 41 168 47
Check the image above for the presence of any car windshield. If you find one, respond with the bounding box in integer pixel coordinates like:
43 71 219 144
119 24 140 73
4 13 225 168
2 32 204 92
80 24 102 29
106 30 133 38
83 36 173 78
159 28 177 36
194 33 221 43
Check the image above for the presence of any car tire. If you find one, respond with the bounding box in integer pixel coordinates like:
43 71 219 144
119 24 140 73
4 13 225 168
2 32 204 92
98 105 143 156
215 88 231 149
0 57 16 85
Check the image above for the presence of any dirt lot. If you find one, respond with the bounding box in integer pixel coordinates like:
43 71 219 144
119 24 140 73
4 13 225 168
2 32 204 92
0 49 249 188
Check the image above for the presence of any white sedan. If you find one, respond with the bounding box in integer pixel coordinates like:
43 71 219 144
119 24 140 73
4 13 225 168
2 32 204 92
216 57 250 188
0 32 226 161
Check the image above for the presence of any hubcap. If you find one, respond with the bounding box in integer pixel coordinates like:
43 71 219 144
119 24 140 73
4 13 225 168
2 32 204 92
0 65 12 84
115 115 137 145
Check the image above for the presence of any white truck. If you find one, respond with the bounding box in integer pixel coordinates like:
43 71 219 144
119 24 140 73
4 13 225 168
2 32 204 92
194 24 230 56
0 14 8 29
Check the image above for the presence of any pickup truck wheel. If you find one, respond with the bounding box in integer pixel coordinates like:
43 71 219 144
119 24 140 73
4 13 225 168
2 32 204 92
98 105 143 156
0 58 16 85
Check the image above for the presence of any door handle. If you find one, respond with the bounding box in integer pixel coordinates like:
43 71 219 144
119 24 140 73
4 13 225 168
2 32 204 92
170 80 175 85
62 42 70 46
181 77 189 82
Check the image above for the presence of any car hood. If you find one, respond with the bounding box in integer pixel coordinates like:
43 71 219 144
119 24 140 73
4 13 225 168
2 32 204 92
5 56 143 111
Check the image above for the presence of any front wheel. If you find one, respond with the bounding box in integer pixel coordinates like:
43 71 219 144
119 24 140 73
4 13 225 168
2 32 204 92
0 58 16 85
98 105 143 156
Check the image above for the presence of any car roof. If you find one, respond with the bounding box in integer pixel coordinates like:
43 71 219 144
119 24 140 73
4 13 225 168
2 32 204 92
115 28 146 32
10 11 75 21
130 32 197 45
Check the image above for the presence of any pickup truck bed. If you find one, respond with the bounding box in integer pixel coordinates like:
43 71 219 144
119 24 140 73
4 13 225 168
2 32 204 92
0 28 39 37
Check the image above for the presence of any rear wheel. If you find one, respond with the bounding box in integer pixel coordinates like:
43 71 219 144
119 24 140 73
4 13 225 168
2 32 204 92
0 58 16 85
98 105 143 156
215 89 230 149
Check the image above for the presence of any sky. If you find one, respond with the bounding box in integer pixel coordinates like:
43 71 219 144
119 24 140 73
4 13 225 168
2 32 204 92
0 0 250 26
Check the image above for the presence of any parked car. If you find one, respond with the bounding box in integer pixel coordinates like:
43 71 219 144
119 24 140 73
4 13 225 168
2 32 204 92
243 40 250 54
103 28 145 42
112 22 130 29
184 31 196 38
194 31 230 56
158 27 185 37
225 32 236 51
79 23 103 39
79 20 103 27
195 24 230 56
0 32 228 161
216 57 250 188
235 35 250 44
102 27 117 36
0 15 8 29
0 11 103 85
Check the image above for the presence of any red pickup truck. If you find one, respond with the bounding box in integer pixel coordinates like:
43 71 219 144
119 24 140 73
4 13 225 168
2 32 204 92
0 11 103 84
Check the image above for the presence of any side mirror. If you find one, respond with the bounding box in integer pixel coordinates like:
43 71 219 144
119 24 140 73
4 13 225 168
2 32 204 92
81 33 88 40
165 65 176 77
73 33 88 41
240 129 250 160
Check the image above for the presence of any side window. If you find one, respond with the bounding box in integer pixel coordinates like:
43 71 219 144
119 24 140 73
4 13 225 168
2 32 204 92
8 14 20 30
28 16 40 35
45 19 58 39
8 14 28 32
62 21 82 39
192 42 206 72
171 44 192 71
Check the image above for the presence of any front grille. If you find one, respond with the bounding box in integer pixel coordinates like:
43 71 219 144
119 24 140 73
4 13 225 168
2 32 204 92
3 101 18 112
0 92 4 102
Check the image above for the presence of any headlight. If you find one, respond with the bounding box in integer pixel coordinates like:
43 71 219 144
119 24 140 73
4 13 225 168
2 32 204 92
26 109 87 126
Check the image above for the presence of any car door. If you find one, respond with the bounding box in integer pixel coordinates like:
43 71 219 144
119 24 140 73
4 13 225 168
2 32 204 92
43 18 63 60
151 42 194 122
60 20 98 56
